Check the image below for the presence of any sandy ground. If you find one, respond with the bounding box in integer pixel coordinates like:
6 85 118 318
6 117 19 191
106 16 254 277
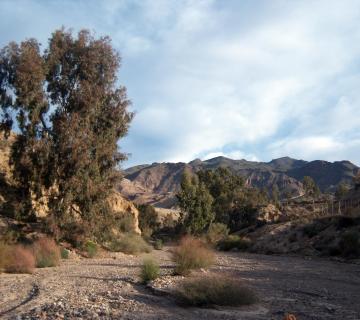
0 248 359 319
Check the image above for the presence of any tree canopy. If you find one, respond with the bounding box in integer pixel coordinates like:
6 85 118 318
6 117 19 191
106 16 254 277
0 29 133 235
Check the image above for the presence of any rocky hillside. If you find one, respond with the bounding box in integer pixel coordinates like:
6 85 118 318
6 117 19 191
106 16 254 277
119 156 359 208
0 134 141 234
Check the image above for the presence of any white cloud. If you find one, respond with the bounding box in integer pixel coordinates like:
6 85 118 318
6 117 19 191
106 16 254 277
1 0 360 166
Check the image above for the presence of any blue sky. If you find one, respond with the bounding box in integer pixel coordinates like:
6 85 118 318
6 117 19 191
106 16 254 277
1 0 360 167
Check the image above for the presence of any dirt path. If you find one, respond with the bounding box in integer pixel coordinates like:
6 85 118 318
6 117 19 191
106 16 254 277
0 249 359 319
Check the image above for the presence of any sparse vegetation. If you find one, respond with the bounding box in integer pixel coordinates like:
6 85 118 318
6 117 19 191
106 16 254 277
108 234 152 254
218 235 251 251
339 230 360 257
33 238 61 267
84 240 98 258
60 247 70 259
154 239 163 250
138 204 160 235
206 223 229 245
172 236 214 275
140 258 160 283
2 245 35 273
175 274 258 307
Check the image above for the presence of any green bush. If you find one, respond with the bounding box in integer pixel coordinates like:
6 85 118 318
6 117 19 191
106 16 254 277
84 240 98 258
175 274 258 307
33 238 61 268
60 247 70 259
206 223 229 245
218 235 251 251
340 231 360 257
140 258 160 283
154 239 163 250
108 234 152 255
172 236 214 275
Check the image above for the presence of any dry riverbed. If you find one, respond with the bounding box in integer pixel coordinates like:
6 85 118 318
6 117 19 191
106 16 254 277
0 248 359 320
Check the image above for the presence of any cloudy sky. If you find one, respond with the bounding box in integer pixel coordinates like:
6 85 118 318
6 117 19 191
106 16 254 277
1 0 360 167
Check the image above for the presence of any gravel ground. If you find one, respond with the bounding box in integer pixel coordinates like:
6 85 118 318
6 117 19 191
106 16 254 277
0 248 359 320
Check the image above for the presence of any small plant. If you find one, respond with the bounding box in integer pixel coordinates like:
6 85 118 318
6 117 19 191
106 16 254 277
218 235 251 251
175 274 258 307
339 230 360 257
60 247 70 259
206 223 229 245
140 258 160 283
154 239 163 250
172 236 214 275
84 240 98 258
3 245 35 274
108 234 152 254
33 238 61 267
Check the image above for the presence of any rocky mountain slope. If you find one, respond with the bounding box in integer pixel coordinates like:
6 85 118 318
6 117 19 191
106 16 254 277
119 156 359 208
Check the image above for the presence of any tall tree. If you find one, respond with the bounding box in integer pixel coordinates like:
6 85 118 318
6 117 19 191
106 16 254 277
176 170 214 235
0 29 133 233
303 176 320 197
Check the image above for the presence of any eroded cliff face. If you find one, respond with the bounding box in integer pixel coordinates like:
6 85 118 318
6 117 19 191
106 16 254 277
0 134 141 234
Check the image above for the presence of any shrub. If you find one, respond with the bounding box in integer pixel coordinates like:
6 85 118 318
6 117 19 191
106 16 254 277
140 258 160 283
3 245 35 273
84 240 98 258
218 235 251 251
33 238 61 268
118 214 136 233
339 231 360 257
175 274 258 307
154 239 163 250
60 247 70 259
108 234 152 254
206 223 229 245
172 236 214 275
0 242 9 271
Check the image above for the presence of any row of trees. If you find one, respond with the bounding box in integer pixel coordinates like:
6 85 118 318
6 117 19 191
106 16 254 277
0 29 133 238
176 168 269 235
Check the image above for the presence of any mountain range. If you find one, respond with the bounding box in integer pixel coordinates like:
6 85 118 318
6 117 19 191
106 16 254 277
119 156 359 208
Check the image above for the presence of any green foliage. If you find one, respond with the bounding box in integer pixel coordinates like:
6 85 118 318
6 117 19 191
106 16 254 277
138 204 159 232
60 247 70 259
218 235 251 251
33 238 61 268
206 223 229 245
335 182 350 199
340 231 360 257
108 234 152 254
140 258 160 283
303 176 321 197
271 184 280 205
172 236 214 275
154 239 163 250
0 28 133 234
197 167 244 224
175 274 258 307
84 240 98 258
118 213 136 233
176 171 214 235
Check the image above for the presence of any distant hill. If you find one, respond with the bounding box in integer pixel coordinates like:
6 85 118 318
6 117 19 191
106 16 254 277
119 156 359 208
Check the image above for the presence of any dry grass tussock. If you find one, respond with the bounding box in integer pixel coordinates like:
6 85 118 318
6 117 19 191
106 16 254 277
0 243 35 273
140 258 160 283
108 233 152 254
172 236 215 275
175 274 258 307
33 237 61 268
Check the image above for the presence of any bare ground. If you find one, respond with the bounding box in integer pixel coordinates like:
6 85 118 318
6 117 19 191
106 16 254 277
0 248 359 320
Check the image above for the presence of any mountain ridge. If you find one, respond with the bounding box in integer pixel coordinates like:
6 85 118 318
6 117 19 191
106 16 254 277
119 156 359 208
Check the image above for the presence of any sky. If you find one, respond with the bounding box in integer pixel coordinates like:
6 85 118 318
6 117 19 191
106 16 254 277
1 0 360 167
